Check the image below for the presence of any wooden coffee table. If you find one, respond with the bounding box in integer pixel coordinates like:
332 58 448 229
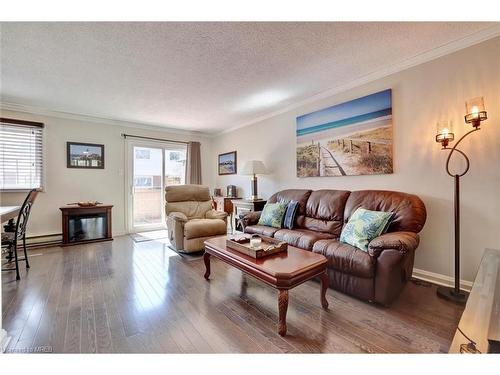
203 236 329 336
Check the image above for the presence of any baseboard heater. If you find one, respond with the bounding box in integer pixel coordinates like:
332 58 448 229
25 233 63 249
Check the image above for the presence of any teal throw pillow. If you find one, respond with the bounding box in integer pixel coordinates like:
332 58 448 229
258 202 288 228
340 208 394 252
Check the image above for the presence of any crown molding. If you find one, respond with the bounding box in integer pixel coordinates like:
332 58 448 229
0 102 210 138
217 25 500 135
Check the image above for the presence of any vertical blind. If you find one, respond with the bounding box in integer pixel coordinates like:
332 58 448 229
0 118 44 190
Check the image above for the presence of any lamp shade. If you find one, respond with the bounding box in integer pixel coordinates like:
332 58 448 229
241 160 268 175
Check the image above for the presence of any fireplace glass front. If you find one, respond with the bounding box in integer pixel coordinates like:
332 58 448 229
68 213 108 243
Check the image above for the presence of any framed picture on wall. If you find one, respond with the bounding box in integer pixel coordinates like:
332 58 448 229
296 89 393 177
218 151 237 175
67 142 105 169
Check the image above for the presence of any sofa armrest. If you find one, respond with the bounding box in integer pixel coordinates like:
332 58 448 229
168 211 188 223
205 209 228 221
368 231 419 258
166 213 187 251
239 211 262 227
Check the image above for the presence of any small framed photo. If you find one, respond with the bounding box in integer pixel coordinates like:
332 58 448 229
218 151 237 175
67 142 105 169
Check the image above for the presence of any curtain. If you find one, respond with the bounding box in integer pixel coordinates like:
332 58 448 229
185 141 202 184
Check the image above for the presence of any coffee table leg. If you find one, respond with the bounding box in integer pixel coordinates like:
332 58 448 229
320 271 329 309
203 252 211 280
278 289 288 336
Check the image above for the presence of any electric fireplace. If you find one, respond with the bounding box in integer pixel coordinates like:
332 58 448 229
60 204 113 245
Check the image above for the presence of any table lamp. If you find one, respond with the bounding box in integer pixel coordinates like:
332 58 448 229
241 160 268 201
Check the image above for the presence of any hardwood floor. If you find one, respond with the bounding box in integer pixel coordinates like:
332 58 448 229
2 235 464 353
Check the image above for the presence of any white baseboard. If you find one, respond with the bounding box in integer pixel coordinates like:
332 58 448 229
1 329 10 353
412 268 473 292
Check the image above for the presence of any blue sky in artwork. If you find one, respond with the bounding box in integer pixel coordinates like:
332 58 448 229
296 89 392 131
219 153 234 163
70 145 102 156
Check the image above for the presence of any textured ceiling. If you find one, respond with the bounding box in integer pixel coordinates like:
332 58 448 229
0 22 497 133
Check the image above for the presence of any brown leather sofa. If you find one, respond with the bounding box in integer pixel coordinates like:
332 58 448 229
240 189 426 306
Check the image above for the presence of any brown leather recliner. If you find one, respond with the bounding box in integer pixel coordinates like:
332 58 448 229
241 189 426 306
165 185 228 253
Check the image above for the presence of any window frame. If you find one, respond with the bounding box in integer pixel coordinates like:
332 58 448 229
0 117 45 192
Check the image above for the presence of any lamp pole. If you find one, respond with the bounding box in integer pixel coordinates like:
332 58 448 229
436 127 479 305
435 97 487 305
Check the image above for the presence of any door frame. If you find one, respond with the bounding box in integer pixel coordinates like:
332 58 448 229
125 138 188 234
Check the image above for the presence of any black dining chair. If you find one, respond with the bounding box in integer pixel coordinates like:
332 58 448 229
1 189 39 280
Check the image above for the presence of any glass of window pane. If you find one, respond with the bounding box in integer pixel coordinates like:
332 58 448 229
133 147 163 227
164 149 186 186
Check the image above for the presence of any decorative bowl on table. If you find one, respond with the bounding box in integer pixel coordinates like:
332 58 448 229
68 201 102 207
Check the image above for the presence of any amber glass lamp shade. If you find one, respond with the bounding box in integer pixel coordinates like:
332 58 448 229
435 121 454 148
465 97 487 127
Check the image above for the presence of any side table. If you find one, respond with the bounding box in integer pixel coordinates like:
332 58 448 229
232 199 267 232
213 196 242 232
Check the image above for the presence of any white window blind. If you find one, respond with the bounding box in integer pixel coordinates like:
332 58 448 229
0 118 44 190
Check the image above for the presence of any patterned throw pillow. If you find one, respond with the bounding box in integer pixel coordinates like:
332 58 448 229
258 202 288 228
340 208 394 252
283 201 299 229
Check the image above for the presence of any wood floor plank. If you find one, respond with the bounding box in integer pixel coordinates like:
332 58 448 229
62 247 83 353
49 249 77 352
2 235 464 353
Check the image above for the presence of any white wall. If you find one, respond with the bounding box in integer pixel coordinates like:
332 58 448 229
211 36 500 283
0 110 213 236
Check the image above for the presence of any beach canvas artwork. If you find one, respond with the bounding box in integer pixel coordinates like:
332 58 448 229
296 89 393 177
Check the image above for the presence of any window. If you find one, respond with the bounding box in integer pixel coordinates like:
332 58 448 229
0 118 44 191
135 149 151 159
169 151 180 161
134 176 153 187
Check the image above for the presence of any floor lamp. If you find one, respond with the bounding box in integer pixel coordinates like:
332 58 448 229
435 97 487 305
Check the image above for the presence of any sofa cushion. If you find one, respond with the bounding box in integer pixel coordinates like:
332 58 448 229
312 239 375 278
302 190 351 236
165 185 213 219
165 184 211 202
258 202 288 228
340 208 394 251
245 225 280 237
267 189 312 227
283 201 299 229
344 190 426 233
274 229 335 251
184 219 227 240
167 200 212 219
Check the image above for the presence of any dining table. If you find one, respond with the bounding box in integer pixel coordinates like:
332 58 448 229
0 206 21 224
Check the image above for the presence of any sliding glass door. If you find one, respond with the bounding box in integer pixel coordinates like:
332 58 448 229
127 140 187 232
